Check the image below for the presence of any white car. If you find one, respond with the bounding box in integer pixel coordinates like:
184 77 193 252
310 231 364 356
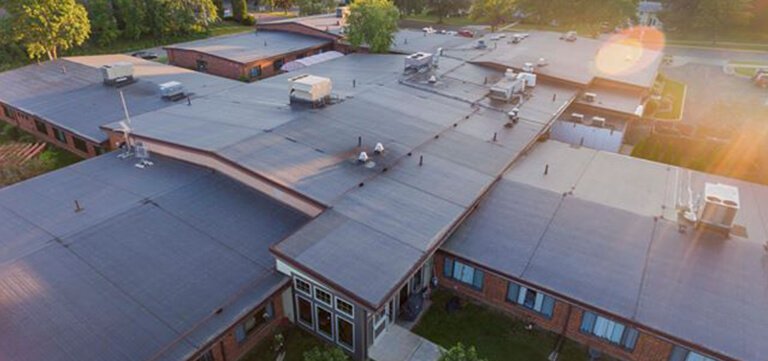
422 26 437 34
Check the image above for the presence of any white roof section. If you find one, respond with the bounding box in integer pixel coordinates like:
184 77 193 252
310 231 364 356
282 51 344 72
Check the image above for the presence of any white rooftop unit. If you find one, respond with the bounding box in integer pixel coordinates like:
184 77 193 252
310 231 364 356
404 52 434 72
489 75 526 102
518 72 537 87
289 74 332 106
571 113 584 123
699 183 740 232
101 62 134 86
158 81 185 100
584 92 597 103
591 116 606 127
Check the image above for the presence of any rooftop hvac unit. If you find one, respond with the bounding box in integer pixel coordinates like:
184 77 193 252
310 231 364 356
591 116 606 127
584 92 597 103
699 183 740 232
158 81 185 101
289 74 332 107
537 58 549 67
522 62 535 73
518 72 537 87
571 113 584 123
102 62 134 86
405 52 434 72
489 77 525 102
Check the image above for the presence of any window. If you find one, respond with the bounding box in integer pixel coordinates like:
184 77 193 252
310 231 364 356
412 267 423 292
196 59 208 72
34 119 48 135
273 58 285 72
443 257 484 290
295 277 311 296
314 287 332 306
235 302 274 344
316 305 334 340
297 296 313 327
195 350 215 361
250 65 262 79
72 137 88 153
579 311 638 350
506 282 555 318
336 297 354 318
669 346 719 361
94 146 105 155
52 127 67 143
336 316 354 351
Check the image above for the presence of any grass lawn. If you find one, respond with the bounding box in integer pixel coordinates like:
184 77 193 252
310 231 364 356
650 78 686 121
240 325 328 361
413 290 589 361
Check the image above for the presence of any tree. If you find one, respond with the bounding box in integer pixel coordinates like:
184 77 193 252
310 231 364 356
232 0 247 21
212 0 225 17
87 0 120 46
662 0 754 35
270 0 295 14
346 0 398 53
691 0 753 41
394 0 425 16
469 0 515 31
438 343 488 361
6 0 91 60
303 347 349 361
113 0 149 40
297 0 334 15
425 0 469 24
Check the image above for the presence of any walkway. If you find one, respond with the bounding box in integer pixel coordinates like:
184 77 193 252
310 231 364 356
368 324 442 361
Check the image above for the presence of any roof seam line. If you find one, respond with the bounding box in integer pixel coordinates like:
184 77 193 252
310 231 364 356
519 195 567 277
631 219 660 319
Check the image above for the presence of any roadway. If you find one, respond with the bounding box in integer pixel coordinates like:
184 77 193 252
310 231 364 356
664 45 768 64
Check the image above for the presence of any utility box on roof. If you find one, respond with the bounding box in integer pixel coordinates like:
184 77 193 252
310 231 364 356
289 74 332 106
102 62 134 86
699 183 740 233
404 52 434 72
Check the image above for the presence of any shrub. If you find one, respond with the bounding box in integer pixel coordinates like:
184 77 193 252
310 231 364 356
303 346 349 361
242 14 257 26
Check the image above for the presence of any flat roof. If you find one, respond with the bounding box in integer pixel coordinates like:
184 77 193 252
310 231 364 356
575 83 646 116
471 31 662 88
390 29 477 55
108 53 579 309
0 154 308 361
165 30 332 64
262 13 346 35
443 140 768 361
0 55 240 142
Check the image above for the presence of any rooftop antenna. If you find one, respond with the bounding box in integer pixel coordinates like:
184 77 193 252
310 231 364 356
117 90 135 159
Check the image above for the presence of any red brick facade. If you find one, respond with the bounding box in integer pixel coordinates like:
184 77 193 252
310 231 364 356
166 42 333 82
189 289 289 361
435 252 676 361
0 102 106 158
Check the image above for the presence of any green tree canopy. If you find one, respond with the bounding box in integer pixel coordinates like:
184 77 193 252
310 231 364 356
87 0 120 46
394 0 425 16
425 0 469 24
303 347 350 361
5 0 91 60
439 343 488 361
516 0 635 30
662 0 754 34
469 0 515 31
113 0 149 40
232 0 247 21
297 0 335 16
346 0 399 53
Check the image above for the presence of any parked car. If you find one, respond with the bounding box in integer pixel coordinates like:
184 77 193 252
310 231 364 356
131 51 158 60
457 29 475 38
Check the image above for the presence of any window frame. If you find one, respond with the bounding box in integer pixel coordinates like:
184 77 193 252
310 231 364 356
314 303 335 341
335 315 355 352
294 277 312 296
314 286 333 308
506 282 555 319
52 127 67 144
443 257 484 290
34 119 48 135
579 311 638 351
72 137 88 153
195 350 215 361
296 294 314 329
335 297 354 318
273 58 285 72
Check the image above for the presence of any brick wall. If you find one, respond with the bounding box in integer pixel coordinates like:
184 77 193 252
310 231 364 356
192 290 290 361
167 49 244 80
167 42 333 81
0 102 102 158
435 252 676 361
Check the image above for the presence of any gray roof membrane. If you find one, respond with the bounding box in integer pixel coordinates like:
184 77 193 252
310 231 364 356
444 141 768 361
0 55 240 142
0 154 308 361
165 31 331 64
112 53 580 309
